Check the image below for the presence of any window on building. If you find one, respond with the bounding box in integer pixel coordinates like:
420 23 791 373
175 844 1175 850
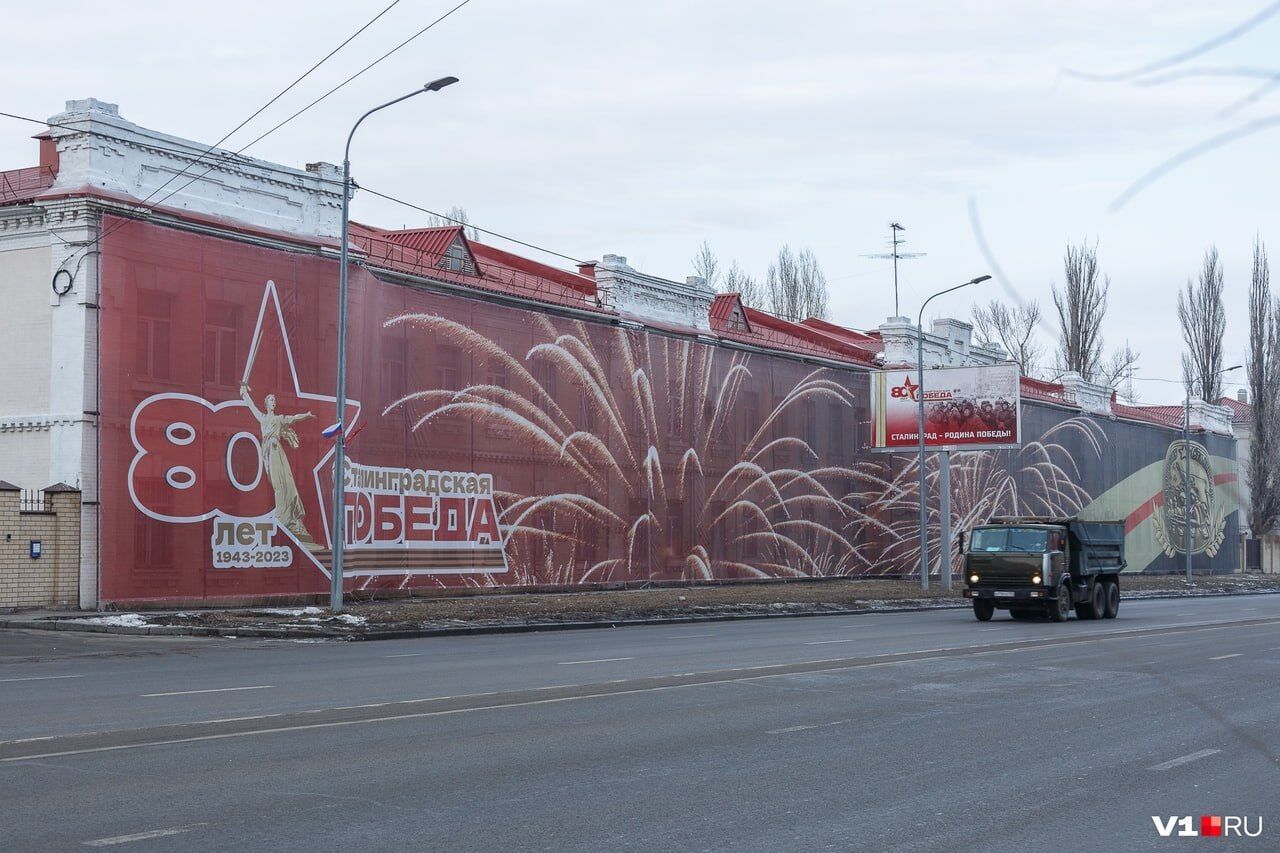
438 236 476 274
437 344 463 391
203 302 240 388
136 290 174 381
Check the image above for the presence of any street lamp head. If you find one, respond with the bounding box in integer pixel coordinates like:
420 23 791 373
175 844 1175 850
425 76 460 92
970 275 992 284
1223 364 1243 372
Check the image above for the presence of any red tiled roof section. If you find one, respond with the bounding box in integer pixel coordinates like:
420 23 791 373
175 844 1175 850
0 165 56 205
469 241 597 297
386 225 467 258
709 300 877 365
1217 395 1251 423
1019 375 1068 404
347 221 605 313
1111 403 1186 428
799 317 880 346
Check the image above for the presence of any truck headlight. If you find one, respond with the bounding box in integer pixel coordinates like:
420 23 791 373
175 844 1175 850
969 574 979 584
1031 574 1042 585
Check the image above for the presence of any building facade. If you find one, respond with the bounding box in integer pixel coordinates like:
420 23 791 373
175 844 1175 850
0 99 1243 608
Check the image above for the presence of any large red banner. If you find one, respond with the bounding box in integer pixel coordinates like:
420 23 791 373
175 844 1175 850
98 218 872 603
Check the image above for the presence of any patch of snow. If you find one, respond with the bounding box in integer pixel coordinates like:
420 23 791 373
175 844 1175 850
258 606 324 616
74 614 150 628
331 614 367 626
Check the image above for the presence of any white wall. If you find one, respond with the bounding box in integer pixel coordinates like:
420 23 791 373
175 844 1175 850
0 241 54 489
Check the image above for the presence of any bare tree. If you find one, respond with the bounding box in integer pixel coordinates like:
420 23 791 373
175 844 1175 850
1178 246 1228 401
1247 238 1280 536
1100 343 1141 402
425 205 479 241
691 241 721 291
971 298 1044 377
723 262 765 309
1052 242 1109 380
766 245 829 320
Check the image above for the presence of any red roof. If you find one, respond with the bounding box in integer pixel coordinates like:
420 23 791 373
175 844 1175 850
1111 403 1185 429
347 221 604 313
1218 395 1251 423
0 165 56 205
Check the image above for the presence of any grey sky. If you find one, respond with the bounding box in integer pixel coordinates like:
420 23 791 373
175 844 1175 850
4 0 1276 402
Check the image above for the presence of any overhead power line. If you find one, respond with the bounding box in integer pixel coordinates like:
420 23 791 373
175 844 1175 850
2 0 475 276
360 185 588 266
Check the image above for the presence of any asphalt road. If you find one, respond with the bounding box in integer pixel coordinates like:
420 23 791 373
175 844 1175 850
1 595 1277 851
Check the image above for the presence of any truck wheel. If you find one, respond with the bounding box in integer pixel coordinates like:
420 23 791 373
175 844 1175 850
1075 582 1104 620
1103 579 1120 619
973 599 994 621
1049 585 1072 622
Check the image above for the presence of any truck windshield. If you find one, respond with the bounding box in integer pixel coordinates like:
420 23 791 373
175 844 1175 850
969 528 1050 553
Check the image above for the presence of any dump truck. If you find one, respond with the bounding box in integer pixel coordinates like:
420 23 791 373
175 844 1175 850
961 517 1126 622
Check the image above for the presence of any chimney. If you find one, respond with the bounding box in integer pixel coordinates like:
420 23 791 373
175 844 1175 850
1238 388 1249 404
577 261 597 280
35 132 59 174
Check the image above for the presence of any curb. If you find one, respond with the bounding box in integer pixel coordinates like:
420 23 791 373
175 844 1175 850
2 589 1277 642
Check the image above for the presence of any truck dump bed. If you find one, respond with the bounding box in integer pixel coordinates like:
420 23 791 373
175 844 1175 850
987 516 1126 573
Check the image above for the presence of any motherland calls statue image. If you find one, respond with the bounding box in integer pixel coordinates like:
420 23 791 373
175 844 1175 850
240 382 317 547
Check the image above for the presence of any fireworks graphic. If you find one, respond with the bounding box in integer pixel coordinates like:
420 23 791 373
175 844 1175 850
382 312 887 585
857 417 1106 576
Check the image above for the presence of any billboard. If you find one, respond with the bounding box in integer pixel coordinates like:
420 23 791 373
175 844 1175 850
870 364 1021 451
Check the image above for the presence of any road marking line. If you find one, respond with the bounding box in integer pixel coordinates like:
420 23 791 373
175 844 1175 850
665 634 713 639
1209 653 1242 661
0 675 85 683
385 653 424 658
7 616 1278 764
767 725 818 734
557 657 633 665
804 639 856 645
141 686 273 698
83 824 207 846
1148 749 1221 771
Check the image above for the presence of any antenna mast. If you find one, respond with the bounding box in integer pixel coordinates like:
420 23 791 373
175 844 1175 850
863 221 926 316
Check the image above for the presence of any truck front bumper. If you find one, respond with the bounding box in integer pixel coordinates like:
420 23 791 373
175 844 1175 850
964 587 1051 602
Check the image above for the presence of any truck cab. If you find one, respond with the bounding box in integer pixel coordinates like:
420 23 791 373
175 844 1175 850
962 517 1125 622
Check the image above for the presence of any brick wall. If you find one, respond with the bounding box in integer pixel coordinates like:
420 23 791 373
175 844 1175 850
0 482 80 610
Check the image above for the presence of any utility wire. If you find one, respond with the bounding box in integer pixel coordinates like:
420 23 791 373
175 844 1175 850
7 0 474 276
359 185 587 266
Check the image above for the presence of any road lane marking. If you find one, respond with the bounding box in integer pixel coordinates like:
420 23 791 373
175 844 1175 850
83 824 207 846
804 639 856 645
1148 749 1221 771
665 634 713 639
1209 653 1242 661
0 675 85 683
141 686 273 698
7 616 1279 764
557 658 633 665
385 653 425 658
768 725 818 734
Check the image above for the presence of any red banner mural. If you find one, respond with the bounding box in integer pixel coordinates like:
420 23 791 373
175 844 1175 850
98 218 1239 604
100 218 878 602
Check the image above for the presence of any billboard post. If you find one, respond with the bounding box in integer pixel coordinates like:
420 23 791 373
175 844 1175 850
876 359 1017 591
939 449 951 591
914 277 989 590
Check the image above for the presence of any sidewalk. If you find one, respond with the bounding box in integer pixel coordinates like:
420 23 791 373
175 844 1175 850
4 575 1279 641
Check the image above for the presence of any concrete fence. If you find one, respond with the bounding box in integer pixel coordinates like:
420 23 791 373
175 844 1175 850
0 481 80 610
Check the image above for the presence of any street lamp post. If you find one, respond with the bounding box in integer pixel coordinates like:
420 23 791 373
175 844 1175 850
1182 364 1241 584
916 275 991 591
330 77 459 613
